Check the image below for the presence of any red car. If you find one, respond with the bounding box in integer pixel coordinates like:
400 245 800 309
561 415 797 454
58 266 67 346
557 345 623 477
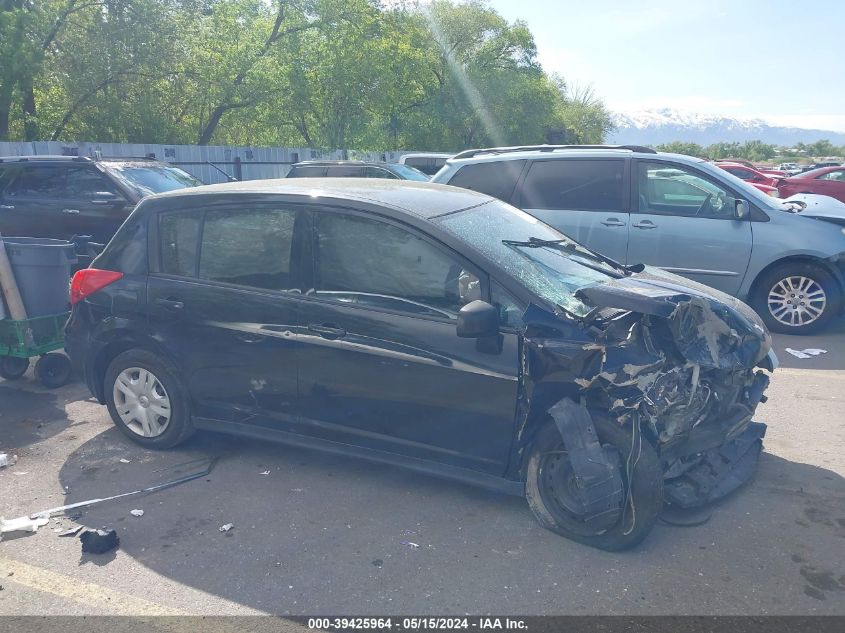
776 165 845 203
717 162 780 195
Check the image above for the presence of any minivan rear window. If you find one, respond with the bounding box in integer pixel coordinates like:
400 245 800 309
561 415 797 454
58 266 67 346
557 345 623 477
519 159 625 211
448 160 525 202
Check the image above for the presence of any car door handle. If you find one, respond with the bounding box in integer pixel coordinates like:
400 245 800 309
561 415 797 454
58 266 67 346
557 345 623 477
632 220 657 229
601 217 626 227
155 298 184 310
307 323 346 339
0 204 14 210
62 208 80 215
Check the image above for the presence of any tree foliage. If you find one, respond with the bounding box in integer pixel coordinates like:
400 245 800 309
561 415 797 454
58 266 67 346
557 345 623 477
0 0 615 148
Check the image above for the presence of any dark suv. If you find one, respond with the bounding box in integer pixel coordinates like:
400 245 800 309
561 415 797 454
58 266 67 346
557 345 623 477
286 160 429 181
0 155 202 242
65 178 775 550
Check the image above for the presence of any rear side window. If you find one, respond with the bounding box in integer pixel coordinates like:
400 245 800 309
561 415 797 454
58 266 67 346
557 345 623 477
160 212 202 277
519 159 625 211
448 160 524 202
325 165 363 177
287 166 326 178
313 212 480 319
199 209 296 291
159 208 297 291
6 165 67 197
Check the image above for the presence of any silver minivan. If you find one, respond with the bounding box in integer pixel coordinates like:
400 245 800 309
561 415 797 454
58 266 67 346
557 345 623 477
432 145 845 334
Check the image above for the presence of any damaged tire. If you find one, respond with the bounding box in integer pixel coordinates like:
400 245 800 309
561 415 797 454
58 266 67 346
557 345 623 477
104 349 194 449
525 411 663 551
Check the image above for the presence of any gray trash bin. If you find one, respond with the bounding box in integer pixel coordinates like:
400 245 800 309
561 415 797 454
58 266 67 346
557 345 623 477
2 237 77 317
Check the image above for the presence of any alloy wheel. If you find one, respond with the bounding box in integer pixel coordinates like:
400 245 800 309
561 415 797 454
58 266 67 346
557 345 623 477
767 275 827 328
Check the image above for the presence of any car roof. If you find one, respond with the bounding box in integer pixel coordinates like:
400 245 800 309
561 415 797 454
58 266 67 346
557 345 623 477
146 178 493 219
795 165 844 178
0 155 170 166
444 145 705 167
401 153 452 159
291 160 399 168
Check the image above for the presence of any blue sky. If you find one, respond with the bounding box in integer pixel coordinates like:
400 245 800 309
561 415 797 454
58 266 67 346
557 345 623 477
489 0 845 131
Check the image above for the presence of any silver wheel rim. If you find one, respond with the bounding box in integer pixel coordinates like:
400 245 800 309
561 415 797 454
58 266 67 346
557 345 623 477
113 367 171 437
767 275 827 327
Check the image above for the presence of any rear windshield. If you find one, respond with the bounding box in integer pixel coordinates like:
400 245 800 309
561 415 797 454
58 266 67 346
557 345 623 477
104 163 203 196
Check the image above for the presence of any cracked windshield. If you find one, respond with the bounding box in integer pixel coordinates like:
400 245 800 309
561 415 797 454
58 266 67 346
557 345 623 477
0 1 843 632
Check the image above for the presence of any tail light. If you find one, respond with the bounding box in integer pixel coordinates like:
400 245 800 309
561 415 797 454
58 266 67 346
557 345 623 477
70 269 124 305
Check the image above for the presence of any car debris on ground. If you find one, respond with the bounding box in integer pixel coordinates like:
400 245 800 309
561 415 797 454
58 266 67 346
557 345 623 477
784 347 828 359
218 523 234 532
129 509 144 517
79 528 119 554
0 515 49 540
0 453 18 469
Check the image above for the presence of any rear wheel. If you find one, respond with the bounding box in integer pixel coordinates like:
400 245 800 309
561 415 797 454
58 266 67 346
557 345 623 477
0 357 29 380
751 262 840 334
104 349 194 448
525 411 663 551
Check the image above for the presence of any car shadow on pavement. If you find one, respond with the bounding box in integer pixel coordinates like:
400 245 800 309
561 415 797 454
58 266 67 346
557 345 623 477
54 425 845 615
0 381 79 450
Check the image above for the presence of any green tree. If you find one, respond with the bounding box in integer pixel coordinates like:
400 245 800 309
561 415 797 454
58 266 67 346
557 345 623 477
655 141 708 158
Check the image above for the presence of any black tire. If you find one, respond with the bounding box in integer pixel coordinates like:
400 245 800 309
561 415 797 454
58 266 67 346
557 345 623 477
104 348 194 449
525 411 663 551
0 356 29 380
35 353 72 388
750 262 840 334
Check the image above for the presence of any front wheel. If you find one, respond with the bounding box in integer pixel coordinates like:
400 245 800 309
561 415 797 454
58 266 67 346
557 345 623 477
525 411 663 551
751 262 840 334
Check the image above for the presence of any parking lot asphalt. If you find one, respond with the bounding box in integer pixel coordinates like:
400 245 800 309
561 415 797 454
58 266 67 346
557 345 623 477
1 322 844 616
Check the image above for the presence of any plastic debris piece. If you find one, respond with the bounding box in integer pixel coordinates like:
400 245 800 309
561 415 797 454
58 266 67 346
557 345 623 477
0 515 49 540
219 523 234 532
30 457 218 519
80 528 119 554
785 347 828 359
400 541 419 549
12 472 28 476
260 470 270 475
58 526 83 537
119 458 131 464
129 509 144 517
0 453 18 469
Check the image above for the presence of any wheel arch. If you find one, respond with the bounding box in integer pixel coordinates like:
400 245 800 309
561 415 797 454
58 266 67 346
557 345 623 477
91 335 182 403
747 255 845 306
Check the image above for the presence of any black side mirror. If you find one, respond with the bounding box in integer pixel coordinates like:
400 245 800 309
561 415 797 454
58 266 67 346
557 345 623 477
734 199 749 220
457 300 499 338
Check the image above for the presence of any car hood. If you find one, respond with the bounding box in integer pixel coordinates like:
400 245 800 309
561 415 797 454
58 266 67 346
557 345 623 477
575 266 772 371
781 193 845 223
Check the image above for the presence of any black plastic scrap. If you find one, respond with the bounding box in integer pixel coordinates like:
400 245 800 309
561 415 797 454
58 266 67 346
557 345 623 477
80 528 119 555
547 399 624 531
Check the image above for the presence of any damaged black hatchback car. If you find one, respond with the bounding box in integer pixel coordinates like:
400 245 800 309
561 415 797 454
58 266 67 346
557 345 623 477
65 179 777 550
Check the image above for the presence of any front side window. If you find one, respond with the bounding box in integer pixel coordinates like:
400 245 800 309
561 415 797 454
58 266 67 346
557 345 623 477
520 159 625 211
66 168 121 199
199 208 296 291
313 212 479 319
448 161 525 203
638 162 736 219
491 282 525 328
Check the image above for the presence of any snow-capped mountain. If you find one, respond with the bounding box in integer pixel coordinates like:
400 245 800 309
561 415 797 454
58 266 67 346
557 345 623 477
607 109 845 146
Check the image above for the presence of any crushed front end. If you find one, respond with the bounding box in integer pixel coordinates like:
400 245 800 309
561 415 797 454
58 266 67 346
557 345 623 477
520 270 776 510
